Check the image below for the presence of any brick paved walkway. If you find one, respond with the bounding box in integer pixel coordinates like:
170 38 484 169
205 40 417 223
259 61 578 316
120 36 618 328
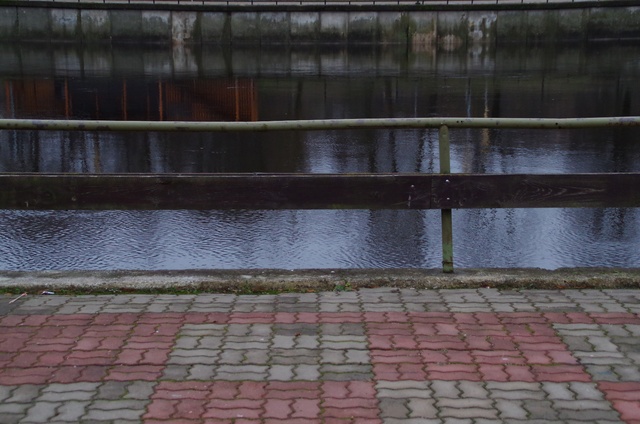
2 288 640 423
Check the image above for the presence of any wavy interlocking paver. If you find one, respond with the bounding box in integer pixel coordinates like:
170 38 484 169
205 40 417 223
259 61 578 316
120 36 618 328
1 288 640 422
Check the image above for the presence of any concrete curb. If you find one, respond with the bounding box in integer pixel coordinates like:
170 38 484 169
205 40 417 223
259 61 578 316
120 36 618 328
0 268 639 293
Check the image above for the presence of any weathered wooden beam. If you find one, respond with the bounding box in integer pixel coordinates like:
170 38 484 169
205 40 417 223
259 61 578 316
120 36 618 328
0 174 430 210
0 173 638 210
431 173 640 209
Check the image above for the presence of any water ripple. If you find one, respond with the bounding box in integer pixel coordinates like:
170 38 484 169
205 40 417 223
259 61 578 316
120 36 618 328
1 208 638 270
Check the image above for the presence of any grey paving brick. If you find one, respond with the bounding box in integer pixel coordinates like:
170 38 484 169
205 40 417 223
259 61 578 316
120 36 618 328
566 421 622 424
271 348 319 364
486 382 545 400
553 400 614 411
611 336 640 354
561 336 599 351
542 382 577 400
189 305 233 313
438 406 498 419
187 364 216 380
199 337 225 349
295 335 320 349
491 304 517 312
447 303 492 312
536 304 583 312
379 398 410 418
168 350 220 365
6 385 43 403
23 401 61 422
568 382 606 400
161 364 191 380
523 400 559 420
275 303 317 312
406 398 437 418
377 381 431 398
573 351 630 365
437 398 495 410
383 418 439 424
101 306 146 313
88 399 148 411
611 365 640 381
345 349 370 364
179 324 226 336
321 349 346 364
557 409 621 421
321 363 371 372
214 365 269 380
322 323 366 336
0 402 31 415
457 381 489 398
39 388 96 402
293 364 321 380
174 336 199 349
274 323 318 336
53 400 90 422
625 324 640 336
318 303 341 312
588 336 622 352
430 380 461 398
244 349 271 364
403 303 429 312
584 365 620 381
224 341 271 350
320 335 368 349
495 399 528 419
272 335 296 349
83 407 145 421
363 303 407 312
268 365 295 381
96 381 128 400
440 419 474 424
124 381 155 400
554 323 602 333
0 413 23 424
0 385 15 402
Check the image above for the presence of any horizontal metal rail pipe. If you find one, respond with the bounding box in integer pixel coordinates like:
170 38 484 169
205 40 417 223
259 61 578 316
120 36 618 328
1 116 640 133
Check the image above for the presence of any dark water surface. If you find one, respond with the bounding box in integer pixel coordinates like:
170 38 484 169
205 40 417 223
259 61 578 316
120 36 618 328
1 43 639 270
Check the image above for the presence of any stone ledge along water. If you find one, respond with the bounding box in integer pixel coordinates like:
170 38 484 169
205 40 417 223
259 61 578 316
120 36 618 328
1 268 640 293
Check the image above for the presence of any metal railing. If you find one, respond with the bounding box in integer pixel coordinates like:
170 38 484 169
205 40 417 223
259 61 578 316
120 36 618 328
13 0 614 5
1 116 639 273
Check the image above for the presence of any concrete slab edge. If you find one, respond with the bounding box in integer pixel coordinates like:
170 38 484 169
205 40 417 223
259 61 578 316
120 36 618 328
0 268 639 293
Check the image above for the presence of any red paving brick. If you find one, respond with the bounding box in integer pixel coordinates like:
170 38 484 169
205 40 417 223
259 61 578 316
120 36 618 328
3 299 640 422
599 380 640 421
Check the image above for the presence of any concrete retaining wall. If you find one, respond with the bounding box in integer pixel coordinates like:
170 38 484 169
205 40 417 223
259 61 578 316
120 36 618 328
1 4 639 46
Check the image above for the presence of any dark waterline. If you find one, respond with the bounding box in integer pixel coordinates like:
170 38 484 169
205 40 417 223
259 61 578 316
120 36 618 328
1 43 639 270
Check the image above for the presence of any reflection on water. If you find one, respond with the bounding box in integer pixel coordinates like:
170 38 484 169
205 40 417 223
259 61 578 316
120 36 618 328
0 43 639 270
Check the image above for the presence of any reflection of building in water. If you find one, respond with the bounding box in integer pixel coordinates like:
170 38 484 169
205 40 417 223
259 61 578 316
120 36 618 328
3 78 258 122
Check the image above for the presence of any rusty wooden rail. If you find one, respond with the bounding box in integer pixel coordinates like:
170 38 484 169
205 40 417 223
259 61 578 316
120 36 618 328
1 116 639 272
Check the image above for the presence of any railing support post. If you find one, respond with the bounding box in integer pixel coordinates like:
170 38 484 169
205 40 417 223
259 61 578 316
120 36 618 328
439 125 454 273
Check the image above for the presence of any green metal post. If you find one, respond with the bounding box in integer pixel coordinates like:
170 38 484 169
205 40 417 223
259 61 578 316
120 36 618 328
439 125 454 273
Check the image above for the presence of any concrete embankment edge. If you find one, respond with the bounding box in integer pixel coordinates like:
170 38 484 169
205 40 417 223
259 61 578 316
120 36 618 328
2 1 640 46
0 268 638 293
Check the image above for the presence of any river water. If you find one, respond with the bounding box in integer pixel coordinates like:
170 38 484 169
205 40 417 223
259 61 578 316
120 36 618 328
1 42 639 270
